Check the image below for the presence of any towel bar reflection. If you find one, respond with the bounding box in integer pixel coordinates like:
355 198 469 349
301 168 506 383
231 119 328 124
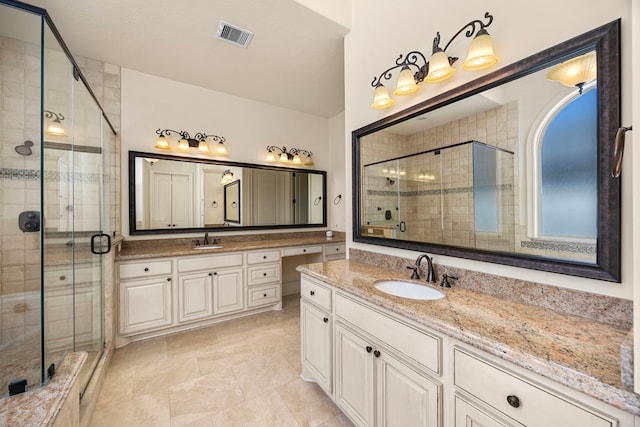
612 126 632 178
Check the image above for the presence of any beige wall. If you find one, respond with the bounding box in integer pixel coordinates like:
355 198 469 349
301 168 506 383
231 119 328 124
120 68 340 239
345 0 633 298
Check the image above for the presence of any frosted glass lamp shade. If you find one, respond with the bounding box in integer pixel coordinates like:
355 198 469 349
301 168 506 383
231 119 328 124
425 50 455 83
198 140 209 152
216 141 228 155
46 123 66 137
546 51 597 91
265 151 276 162
155 135 170 149
177 138 190 151
280 152 289 162
393 66 419 95
462 30 499 70
292 154 302 164
371 84 394 109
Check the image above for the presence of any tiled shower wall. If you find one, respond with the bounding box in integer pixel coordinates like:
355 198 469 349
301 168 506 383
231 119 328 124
0 34 121 390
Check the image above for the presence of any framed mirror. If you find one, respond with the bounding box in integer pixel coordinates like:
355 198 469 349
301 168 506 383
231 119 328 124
129 151 327 235
353 20 621 282
224 180 240 224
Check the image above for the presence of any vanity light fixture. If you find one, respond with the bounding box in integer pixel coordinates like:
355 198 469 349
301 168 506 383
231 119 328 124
154 128 228 155
265 146 314 166
44 110 66 136
371 12 498 110
546 51 597 95
221 169 235 184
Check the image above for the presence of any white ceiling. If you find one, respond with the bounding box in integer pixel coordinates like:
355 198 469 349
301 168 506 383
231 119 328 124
27 0 348 118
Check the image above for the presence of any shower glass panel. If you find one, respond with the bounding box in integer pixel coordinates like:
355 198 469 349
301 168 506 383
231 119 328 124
0 0 114 398
0 2 44 394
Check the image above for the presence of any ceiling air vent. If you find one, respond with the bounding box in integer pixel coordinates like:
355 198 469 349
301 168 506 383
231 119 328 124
216 21 254 48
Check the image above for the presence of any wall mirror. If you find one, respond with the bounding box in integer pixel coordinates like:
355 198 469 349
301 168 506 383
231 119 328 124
129 151 327 235
353 20 621 281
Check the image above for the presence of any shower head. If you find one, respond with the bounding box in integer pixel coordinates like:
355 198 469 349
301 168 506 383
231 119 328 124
15 140 34 156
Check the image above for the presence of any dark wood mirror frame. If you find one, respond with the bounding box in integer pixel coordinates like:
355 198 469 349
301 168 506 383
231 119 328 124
129 150 327 235
353 20 621 282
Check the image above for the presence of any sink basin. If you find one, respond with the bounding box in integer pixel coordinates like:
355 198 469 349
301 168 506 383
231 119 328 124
374 280 444 300
193 245 224 250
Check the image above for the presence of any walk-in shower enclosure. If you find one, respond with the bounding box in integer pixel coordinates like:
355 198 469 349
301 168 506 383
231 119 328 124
0 0 116 396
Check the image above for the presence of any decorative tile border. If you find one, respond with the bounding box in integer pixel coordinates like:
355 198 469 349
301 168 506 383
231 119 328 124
367 183 513 197
0 168 108 183
521 239 596 255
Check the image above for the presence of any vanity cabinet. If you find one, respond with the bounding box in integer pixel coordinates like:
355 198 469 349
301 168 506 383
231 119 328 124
300 272 634 427
300 277 333 395
323 243 346 261
119 262 174 336
246 249 281 308
453 348 618 427
177 253 244 321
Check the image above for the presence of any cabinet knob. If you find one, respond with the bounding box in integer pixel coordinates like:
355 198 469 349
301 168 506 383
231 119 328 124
263 273 267 276
506 395 520 408
310 290 315 296
167 278 171 282
209 273 213 276
144 268 149 272
59 276 66 280
323 317 329 323
373 350 381 358
263 255 267 259
366 346 372 353
213 272 217 275
263 293 267 297
303 249 306 252
336 248 339 251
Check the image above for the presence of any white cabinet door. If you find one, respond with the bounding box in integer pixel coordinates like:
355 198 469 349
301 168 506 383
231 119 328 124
213 268 244 315
376 349 441 427
335 324 375 427
120 276 172 335
178 272 213 323
454 396 523 427
301 301 332 394
170 173 193 228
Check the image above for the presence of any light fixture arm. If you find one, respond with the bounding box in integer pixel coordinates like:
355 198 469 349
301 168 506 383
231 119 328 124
156 128 190 140
370 12 494 89
371 51 429 88
194 133 226 144
439 12 494 54
44 110 65 123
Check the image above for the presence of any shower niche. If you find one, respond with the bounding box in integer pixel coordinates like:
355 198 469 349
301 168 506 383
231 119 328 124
362 140 515 252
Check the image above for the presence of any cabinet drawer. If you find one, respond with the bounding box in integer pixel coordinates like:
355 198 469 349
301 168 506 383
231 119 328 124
324 243 346 256
119 260 173 280
247 250 281 265
178 253 243 273
247 284 280 308
301 277 332 311
283 245 322 257
247 263 281 286
454 349 615 427
335 293 440 375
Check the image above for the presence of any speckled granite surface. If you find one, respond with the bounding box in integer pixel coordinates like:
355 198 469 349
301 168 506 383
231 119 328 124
297 259 640 416
0 352 86 427
117 231 345 260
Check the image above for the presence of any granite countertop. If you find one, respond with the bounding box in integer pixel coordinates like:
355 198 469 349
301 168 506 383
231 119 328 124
117 234 345 261
297 259 640 416
0 352 86 427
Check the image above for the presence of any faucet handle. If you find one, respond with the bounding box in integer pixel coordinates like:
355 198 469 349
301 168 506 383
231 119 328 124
406 265 420 280
440 274 458 288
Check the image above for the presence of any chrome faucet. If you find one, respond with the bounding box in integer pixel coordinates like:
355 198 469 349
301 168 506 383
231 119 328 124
415 254 436 283
203 232 209 245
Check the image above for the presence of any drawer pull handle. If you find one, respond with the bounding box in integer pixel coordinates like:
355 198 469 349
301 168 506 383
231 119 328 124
323 317 329 323
366 346 372 353
144 268 149 272
373 350 381 358
506 395 520 408
59 276 66 280
310 290 315 296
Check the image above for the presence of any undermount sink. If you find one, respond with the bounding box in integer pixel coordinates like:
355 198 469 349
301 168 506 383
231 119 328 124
374 280 445 300
193 245 224 250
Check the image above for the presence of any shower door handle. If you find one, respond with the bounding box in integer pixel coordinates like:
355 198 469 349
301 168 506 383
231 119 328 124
91 233 112 255
399 221 407 232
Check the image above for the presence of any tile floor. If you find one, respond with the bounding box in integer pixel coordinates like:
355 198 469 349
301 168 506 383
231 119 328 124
89 295 353 427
